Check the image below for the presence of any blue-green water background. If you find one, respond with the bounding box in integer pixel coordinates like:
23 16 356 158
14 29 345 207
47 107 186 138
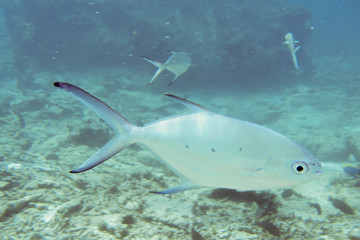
0 1 360 239
288 0 360 56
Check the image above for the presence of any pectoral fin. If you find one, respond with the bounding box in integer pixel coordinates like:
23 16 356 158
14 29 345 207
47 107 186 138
150 180 199 194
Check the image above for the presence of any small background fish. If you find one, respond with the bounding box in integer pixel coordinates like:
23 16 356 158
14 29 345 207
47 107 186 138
142 51 191 86
343 165 360 178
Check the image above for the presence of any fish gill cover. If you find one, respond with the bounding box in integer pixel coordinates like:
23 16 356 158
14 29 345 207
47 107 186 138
0 0 312 88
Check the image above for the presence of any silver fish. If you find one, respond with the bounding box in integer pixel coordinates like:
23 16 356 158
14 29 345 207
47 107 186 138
283 32 301 70
142 51 191 86
54 82 322 194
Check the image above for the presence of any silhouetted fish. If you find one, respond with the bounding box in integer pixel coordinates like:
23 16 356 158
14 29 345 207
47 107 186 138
283 32 300 70
142 51 191 86
343 165 360 178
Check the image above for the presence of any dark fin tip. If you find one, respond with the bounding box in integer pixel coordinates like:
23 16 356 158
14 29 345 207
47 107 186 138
53 82 61 87
149 191 165 194
164 94 207 110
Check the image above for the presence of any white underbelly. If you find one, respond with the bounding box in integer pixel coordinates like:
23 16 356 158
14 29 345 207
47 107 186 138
134 112 294 191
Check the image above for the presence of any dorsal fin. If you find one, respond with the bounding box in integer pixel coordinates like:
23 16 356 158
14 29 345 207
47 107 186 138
165 94 208 112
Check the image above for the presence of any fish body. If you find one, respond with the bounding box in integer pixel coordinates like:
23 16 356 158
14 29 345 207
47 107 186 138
283 32 301 70
343 165 360 178
54 82 322 193
142 51 191 86
140 112 319 191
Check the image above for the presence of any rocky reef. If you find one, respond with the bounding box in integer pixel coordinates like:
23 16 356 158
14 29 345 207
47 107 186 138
0 0 312 87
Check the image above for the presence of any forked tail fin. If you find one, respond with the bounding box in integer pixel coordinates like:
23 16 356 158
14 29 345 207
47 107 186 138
142 56 165 85
53 82 136 173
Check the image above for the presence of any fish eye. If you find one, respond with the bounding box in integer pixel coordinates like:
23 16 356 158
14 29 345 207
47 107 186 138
291 161 309 174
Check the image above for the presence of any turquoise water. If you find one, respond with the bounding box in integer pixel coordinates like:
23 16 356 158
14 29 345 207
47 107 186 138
0 1 360 239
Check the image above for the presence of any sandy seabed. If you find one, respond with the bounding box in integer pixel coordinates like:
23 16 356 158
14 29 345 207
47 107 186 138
1 55 360 239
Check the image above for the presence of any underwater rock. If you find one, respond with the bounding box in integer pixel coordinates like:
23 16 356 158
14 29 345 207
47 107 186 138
256 198 278 219
24 181 38 190
263 111 282 124
256 220 281 237
0 181 10 190
123 201 140 211
281 189 294 199
37 180 58 189
29 233 45 240
309 202 322 215
57 200 83 218
143 195 193 231
208 189 278 218
349 228 360 240
208 188 243 200
0 194 41 222
122 215 136 225
94 214 129 238
328 197 354 215
106 185 119 194
72 179 89 190
13 111 25 129
209 189 273 204
191 226 205 240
